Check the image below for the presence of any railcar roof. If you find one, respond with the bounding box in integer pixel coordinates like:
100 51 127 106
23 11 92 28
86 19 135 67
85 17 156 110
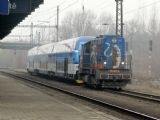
28 36 95 56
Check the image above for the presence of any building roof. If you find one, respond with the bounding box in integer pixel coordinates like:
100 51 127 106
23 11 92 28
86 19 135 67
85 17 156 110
0 0 43 39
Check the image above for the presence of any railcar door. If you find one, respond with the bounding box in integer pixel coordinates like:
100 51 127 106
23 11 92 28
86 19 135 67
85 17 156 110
64 58 68 77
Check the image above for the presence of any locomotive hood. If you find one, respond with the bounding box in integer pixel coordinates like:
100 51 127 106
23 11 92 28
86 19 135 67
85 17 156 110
101 36 125 69
89 35 126 69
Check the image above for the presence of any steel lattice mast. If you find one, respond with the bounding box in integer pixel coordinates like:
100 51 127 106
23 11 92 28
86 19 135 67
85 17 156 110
115 0 123 37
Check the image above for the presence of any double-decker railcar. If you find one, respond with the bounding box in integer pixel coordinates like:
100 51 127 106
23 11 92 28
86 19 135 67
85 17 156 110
27 36 95 83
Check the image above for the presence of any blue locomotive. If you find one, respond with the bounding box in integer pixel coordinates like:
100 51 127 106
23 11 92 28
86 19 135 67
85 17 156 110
27 35 131 89
79 35 132 88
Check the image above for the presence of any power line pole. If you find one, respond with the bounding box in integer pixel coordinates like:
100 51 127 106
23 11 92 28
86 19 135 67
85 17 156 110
82 5 84 12
57 5 59 42
115 0 123 37
148 40 152 77
36 31 41 46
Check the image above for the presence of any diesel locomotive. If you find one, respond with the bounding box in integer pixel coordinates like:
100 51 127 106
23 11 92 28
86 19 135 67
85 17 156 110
79 35 132 88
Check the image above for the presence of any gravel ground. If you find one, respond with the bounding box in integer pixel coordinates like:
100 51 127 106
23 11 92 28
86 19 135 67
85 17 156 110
125 77 160 96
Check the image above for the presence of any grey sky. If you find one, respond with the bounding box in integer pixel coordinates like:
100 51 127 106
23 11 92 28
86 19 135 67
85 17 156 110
3 0 160 42
23 0 159 24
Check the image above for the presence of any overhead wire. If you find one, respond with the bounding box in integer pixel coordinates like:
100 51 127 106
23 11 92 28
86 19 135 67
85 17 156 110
99 0 114 10
10 1 160 41
24 0 74 23
45 0 79 20
33 0 70 14
22 0 78 35
60 0 79 13
124 0 160 15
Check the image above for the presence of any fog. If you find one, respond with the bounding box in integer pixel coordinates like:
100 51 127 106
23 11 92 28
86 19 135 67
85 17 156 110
0 0 160 88
0 49 27 69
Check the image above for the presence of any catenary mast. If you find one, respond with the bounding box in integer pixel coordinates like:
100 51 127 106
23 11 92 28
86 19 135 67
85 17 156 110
115 0 123 37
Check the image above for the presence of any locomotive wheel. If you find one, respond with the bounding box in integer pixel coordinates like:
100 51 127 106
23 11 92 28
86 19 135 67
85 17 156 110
115 87 122 91
90 76 102 89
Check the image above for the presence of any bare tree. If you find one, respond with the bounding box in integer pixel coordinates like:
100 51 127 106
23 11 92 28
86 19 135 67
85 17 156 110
59 12 74 40
96 12 115 35
148 4 159 38
147 5 160 77
59 10 97 40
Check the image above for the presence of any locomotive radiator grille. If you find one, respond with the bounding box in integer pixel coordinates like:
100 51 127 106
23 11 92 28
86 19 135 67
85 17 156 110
100 74 131 80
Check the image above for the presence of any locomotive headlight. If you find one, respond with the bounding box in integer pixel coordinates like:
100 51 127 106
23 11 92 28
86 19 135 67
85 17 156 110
121 61 125 65
104 61 107 65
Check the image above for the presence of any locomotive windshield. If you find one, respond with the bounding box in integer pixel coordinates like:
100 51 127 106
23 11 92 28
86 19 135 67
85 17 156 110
75 36 95 51
77 42 85 51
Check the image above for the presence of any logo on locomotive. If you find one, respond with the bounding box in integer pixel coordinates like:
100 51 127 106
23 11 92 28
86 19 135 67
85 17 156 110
104 42 121 68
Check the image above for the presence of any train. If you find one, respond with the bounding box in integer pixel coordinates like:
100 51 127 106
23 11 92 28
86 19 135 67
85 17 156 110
27 35 132 89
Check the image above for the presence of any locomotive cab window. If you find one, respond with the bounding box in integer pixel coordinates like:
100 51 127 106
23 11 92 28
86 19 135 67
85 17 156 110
84 42 91 54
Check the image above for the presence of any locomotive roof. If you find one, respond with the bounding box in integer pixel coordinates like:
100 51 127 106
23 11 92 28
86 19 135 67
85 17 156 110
96 35 124 38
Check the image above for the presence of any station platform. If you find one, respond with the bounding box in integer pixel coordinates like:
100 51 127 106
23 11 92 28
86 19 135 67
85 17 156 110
0 73 121 120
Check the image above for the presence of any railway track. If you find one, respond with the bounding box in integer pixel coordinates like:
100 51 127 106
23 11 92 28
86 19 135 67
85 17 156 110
122 90 160 102
12 69 160 103
105 89 160 103
0 71 159 120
